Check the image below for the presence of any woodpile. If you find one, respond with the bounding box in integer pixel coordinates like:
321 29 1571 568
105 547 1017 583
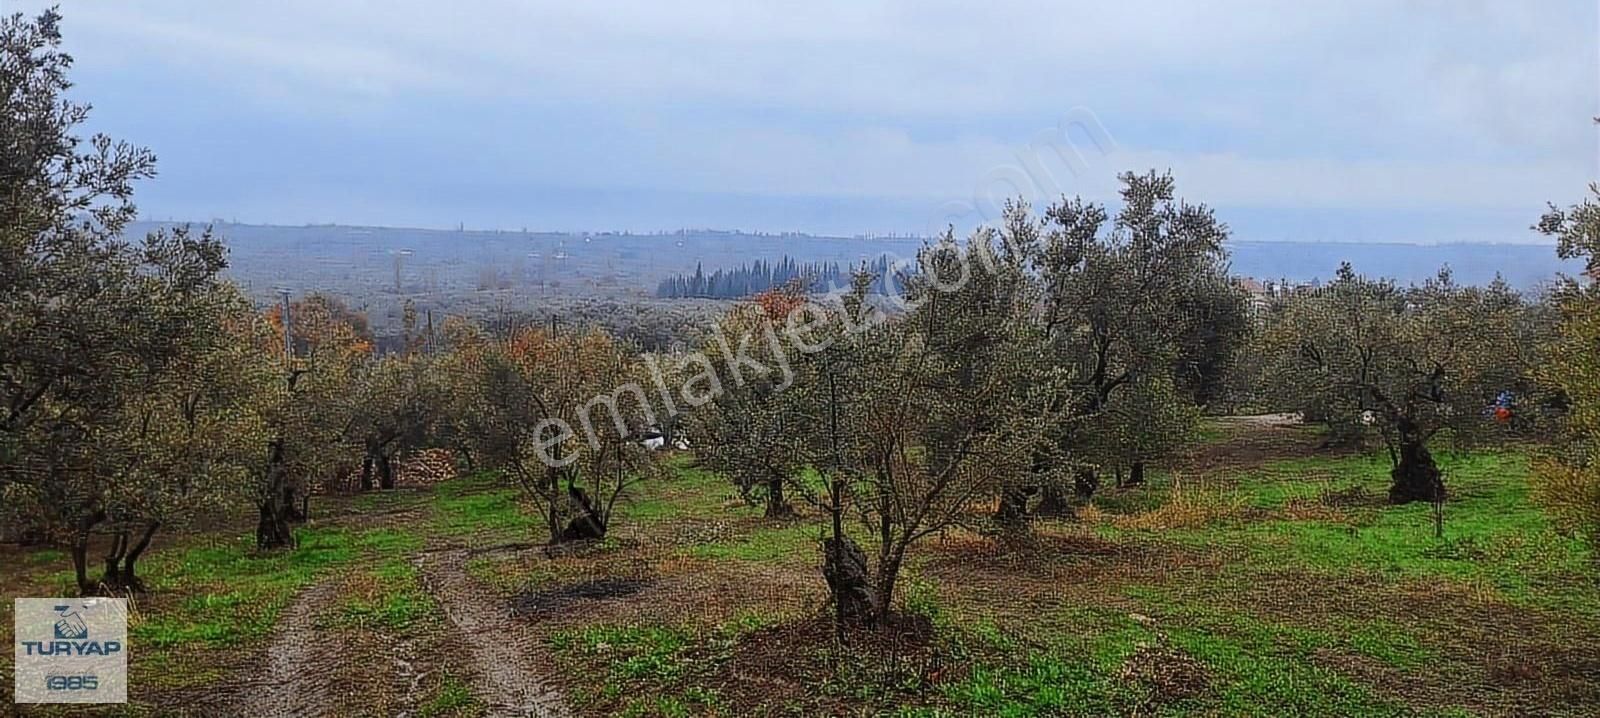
394 448 458 487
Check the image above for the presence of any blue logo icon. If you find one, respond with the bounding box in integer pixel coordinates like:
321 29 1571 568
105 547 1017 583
52 605 89 640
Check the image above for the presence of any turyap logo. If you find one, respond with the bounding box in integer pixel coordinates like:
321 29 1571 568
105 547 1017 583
13 598 128 704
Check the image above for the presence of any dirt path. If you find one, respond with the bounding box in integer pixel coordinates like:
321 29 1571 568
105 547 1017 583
1176 413 1331 475
240 577 344 717
415 549 570 718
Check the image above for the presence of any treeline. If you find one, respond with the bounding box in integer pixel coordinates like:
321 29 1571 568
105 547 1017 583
656 255 894 298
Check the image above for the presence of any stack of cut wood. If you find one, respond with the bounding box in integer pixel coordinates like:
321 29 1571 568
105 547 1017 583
395 448 457 487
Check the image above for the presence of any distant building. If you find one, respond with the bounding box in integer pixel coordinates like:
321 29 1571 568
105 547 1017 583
1235 276 1312 313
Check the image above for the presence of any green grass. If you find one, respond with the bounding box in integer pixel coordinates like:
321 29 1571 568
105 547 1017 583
551 622 705 712
549 616 782 714
858 447 1595 716
1111 451 1595 610
941 655 1132 717
1343 619 1432 669
7 442 1596 715
355 526 425 555
26 548 65 565
681 521 819 563
932 612 1426 717
321 558 435 632
419 673 484 717
618 455 743 522
134 526 356 649
552 624 695 684
1169 626 1407 717
432 472 534 540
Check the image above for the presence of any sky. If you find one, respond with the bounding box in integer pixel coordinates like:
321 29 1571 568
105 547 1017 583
18 1 1600 242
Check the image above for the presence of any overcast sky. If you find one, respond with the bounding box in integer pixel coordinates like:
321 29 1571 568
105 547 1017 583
21 1 1599 241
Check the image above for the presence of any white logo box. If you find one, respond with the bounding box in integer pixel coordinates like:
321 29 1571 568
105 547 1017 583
13 598 128 704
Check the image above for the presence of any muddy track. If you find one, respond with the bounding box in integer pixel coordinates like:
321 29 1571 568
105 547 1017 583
415 549 570 718
1178 413 1333 475
239 577 344 717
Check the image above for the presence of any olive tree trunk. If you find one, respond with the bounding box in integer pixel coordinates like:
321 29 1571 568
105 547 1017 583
995 487 1031 529
823 535 877 627
257 440 297 550
764 477 793 518
377 451 395 490
1388 417 1444 505
1389 438 1444 504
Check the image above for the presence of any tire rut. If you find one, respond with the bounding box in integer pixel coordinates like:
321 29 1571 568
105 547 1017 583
239 577 344 717
415 549 570 718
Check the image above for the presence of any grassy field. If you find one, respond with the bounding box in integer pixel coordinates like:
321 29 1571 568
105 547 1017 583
3 419 1597 716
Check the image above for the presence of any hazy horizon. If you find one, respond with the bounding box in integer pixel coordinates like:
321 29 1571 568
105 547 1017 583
140 204 1561 246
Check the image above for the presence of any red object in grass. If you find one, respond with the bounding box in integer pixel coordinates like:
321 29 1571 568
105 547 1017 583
1494 406 1512 423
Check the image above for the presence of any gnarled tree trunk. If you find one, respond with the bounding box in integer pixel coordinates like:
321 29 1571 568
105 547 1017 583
257 440 297 550
995 486 1031 529
118 521 159 590
72 540 91 595
72 509 106 595
872 545 908 624
764 477 793 518
1128 461 1146 487
823 535 877 627
557 485 606 542
377 451 395 490
1389 437 1444 504
97 521 160 592
1036 484 1070 516
286 488 308 524
1074 468 1099 499
101 530 127 588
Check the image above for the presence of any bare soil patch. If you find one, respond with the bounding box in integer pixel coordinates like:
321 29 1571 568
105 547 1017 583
702 614 955 716
1178 414 1341 474
512 577 654 617
922 530 1221 591
1118 637 1211 702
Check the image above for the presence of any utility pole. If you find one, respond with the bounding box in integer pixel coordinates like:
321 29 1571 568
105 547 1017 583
277 288 293 361
392 249 413 294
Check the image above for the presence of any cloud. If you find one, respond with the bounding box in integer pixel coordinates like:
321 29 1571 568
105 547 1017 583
13 0 1597 235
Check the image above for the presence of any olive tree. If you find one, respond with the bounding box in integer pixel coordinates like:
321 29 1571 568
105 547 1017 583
686 284 825 518
806 261 1072 628
1265 264 1528 503
1532 181 1600 561
456 328 659 543
981 172 1236 521
86 284 269 590
0 9 277 586
347 353 442 491
1086 374 1202 489
254 293 370 548
1 7 159 544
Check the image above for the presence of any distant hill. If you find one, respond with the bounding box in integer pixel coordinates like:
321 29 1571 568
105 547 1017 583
1223 240 1576 290
127 221 1581 308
